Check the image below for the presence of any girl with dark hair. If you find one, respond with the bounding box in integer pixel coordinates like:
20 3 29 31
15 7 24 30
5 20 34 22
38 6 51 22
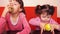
29 4 60 34
0 0 31 34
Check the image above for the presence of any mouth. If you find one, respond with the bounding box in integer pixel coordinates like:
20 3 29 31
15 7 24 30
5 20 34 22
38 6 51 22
9 7 14 13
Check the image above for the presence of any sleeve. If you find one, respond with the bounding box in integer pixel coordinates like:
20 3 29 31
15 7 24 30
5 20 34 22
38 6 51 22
4 13 9 31
17 13 31 34
0 17 6 34
0 13 9 34
29 18 40 26
50 18 58 24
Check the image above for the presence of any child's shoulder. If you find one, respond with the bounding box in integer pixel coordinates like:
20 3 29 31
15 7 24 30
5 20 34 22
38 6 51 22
29 17 41 21
29 17 41 26
50 18 58 24
19 12 26 18
19 12 25 17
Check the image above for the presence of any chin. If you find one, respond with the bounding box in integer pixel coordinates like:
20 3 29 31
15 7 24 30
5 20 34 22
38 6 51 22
44 20 49 21
42 20 50 22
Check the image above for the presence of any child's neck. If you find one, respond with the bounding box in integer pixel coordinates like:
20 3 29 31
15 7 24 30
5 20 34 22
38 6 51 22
11 12 19 18
41 20 50 23
39 16 50 23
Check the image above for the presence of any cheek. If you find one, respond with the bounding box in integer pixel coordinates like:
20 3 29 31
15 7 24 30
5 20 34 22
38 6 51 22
41 17 46 20
13 8 19 13
13 5 19 10
14 6 18 10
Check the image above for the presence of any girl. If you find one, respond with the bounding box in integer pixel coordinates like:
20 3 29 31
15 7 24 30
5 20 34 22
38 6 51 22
29 5 60 34
0 0 31 34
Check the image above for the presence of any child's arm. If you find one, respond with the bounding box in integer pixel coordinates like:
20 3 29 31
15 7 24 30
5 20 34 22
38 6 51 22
51 29 55 34
52 30 55 34
0 17 6 34
1 5 9 18
51 18 58 24
51 18 60 31
40 28 43 34
0 4 9 34
16 13 31 34
29 18 40 26
50 24 55 34
1 1 13 18
40 23 44 34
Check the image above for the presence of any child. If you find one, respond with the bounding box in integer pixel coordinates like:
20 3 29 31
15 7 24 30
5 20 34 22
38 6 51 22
0 0 31 34
29 5 60 34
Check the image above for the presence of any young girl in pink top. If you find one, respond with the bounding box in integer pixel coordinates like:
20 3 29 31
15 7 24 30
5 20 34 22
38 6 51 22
0 0 31 34
29 5 60 34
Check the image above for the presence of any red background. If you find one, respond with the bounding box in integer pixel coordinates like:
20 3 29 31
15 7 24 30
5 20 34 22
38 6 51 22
0 7 60 30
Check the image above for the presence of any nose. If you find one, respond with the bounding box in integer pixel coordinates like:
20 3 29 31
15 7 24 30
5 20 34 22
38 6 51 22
10 3 13 6
8 3 14 12
8 3 13 9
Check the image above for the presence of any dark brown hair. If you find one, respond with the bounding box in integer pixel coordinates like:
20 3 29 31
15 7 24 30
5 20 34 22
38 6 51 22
35 4 55 16
16 0 25 14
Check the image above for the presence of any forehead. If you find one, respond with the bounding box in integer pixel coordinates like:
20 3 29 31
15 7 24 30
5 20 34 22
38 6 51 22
11 1 19 4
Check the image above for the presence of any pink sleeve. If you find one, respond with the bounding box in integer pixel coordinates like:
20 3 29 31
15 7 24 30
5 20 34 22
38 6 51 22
17 13 31 34
4 13 9 31
29 18 40 26
50 18 58 24
0 17 6 34
0 13 9 34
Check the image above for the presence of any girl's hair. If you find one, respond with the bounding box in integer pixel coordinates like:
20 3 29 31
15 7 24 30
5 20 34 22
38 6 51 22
16 0 25 14
35 4 55 16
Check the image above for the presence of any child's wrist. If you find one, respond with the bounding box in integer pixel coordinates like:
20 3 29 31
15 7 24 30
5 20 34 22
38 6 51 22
1 12 6 18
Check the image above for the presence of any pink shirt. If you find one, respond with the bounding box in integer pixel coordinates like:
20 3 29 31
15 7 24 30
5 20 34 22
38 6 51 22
29 17 58 30
0 17 6 34
0 13 31 34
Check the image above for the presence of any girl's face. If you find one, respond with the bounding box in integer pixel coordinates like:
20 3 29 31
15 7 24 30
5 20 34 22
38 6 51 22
9 1 22 14
40 12 51 22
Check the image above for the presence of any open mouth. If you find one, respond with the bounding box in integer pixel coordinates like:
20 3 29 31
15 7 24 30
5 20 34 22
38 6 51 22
9 7 14 13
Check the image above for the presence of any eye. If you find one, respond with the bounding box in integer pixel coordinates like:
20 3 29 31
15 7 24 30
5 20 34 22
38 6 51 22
13 3 17 5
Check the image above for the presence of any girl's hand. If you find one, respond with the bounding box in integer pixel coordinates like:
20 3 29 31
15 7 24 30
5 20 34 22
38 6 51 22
1 2 12 17
1 5 9 17
40 23 45 34
50 24 55 34
52 31 55 34
40 28 44 34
